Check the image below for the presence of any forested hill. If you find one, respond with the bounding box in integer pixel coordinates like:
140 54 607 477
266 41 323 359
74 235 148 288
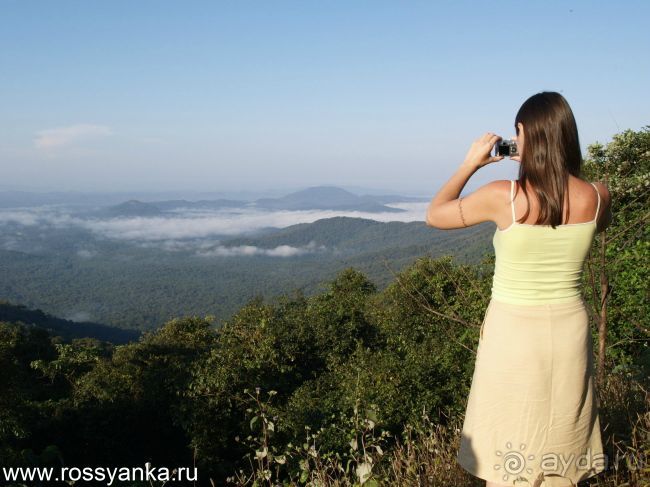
0 300 141 344
0 216 494 331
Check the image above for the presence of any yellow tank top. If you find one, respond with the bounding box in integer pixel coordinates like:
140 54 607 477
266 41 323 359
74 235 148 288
491 179 601 304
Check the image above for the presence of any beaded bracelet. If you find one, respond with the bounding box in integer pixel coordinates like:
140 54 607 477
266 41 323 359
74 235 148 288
458 197 468 227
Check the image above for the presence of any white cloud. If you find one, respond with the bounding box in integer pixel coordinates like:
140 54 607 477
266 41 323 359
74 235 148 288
64 310 93 322
73 204 428 242
76 249 98 259
0 209 42 226
0 203 430 241
196 241 327 258
1 236 21 251
0 202 429 254
34 124 112 149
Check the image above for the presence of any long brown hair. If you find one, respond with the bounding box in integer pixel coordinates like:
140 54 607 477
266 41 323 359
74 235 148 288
514 91 583 228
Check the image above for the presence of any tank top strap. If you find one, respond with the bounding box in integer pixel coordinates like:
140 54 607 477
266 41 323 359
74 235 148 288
510 179 516 224
590 182 601 220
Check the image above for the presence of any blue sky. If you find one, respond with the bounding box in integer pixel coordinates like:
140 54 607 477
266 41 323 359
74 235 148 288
1 0 648 196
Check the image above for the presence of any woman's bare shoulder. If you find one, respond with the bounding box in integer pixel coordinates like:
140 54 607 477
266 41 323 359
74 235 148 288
589 180 612 206
482 179 514 211
482 179 512 190
588 180 613 232
485 179 513 198
590 180 610 194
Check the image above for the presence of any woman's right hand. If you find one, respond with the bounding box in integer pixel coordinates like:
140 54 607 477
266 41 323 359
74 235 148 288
462 132 504 169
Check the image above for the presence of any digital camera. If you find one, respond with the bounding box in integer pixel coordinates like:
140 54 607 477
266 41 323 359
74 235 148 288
494 139 519 157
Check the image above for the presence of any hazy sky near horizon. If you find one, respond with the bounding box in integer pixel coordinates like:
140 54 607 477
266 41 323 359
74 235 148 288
1 0 648 196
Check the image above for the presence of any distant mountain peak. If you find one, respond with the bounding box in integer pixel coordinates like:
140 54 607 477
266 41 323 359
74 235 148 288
283 186 357 198
249 185 408 213
105 200 162 217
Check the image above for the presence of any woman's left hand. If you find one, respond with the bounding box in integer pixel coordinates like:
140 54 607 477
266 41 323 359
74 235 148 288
462 132 505 169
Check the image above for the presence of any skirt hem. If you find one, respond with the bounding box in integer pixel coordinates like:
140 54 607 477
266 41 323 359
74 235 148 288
457 455 607 486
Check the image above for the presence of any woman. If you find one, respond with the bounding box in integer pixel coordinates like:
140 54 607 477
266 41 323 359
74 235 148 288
425 92 612 487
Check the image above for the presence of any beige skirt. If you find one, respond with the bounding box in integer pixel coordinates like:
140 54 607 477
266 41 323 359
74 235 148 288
457 297 607 486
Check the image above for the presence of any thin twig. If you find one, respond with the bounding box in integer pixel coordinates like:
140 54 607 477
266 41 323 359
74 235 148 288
606 210 650 244
632 320 650 335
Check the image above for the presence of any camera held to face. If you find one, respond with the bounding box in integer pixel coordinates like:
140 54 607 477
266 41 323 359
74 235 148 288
494 139 519 157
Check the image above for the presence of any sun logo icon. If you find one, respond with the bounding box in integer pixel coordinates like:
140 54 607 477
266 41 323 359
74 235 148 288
494 441 536 482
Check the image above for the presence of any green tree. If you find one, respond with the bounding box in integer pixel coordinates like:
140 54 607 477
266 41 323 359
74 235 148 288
582 126 650 384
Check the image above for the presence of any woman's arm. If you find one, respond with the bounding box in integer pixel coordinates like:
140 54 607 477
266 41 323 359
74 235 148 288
425 132 504 230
